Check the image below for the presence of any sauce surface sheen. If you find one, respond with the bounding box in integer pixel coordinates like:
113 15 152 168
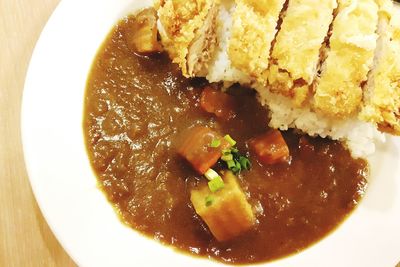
84 16 368 264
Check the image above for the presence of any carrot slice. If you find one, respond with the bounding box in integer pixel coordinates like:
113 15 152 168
249 130 290 165
200 87 236 120
178 126 231 174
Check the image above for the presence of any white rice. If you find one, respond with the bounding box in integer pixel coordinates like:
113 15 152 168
206 0 251 84
255 87 385 158
204 2 386 158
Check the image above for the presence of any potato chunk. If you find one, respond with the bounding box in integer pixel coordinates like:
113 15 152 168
126 8 163 54
190 171 256 241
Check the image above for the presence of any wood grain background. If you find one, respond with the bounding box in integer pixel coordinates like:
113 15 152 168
1 0 400 267
0 0 76 266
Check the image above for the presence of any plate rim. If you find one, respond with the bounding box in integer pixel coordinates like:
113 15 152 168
21 1 400 267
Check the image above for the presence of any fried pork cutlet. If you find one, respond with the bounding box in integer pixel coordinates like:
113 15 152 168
313 0 379 117
361 0 400 135
186 3 219 77
156 0 400 140
228 0 286 83
268 0 337 106
156 0 217 76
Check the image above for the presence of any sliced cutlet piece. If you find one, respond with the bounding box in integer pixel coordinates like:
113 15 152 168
360 0 400 135
268 0 337 106
156 0 217 77
186 3 219 77
206 0 252 85
228 0 286 83
313 0 378 117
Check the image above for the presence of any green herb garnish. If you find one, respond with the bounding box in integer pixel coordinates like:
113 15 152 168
229 161 241 173
222 149 231 155
230 147 239 154
208 176 225 192
227 159 236 169
239 156 251 170
205 196 214 207
224 134 237 146
221 154 233 162
219 145 251 174
204 168 220 181
209 138 221 148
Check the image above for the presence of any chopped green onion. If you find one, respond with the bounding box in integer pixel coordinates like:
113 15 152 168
227 160 236 169
209 139 221 148
227 159 241 174
239 156 251 170
224 134 237 146
230 147 239 154
222 149 231 155
234 161 242 173
237 161 241 168
230 167 239 174
221 154 233 162
205 196 214 207
217 138 251 174
208 176 225 192
204 168 220 181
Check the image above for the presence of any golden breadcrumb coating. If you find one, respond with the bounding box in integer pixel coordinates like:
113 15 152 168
360 1 400 135
156 0 400 137
314 0 378 117
228 0 286 83
186 4 218 77
268 0 337 106
157 0 216 76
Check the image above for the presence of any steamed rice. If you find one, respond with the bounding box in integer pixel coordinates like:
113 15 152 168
206 0 251 84
255 86 385 158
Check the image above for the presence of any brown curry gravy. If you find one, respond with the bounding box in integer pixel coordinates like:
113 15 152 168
83 15 368 264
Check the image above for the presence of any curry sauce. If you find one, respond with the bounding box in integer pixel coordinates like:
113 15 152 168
83 16 368 264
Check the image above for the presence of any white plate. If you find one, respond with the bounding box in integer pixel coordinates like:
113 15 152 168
22 0 400 266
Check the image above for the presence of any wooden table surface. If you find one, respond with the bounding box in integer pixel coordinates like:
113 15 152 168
2 1 400 267
0 0 76 266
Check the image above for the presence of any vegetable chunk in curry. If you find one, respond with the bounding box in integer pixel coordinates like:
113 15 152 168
83 11 368 265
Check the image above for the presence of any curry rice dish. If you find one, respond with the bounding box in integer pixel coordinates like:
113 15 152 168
84 0 399 265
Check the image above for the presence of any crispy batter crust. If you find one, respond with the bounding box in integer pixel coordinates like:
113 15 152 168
157 0 216 76
360 0 400 135
228 0 286 83
186 4 218 77
156 0 400 136
268 0 337 106
313 0 378 117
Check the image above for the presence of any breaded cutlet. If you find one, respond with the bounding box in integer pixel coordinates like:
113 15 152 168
313 0 378 117
361 0 400 134
156 0 400 138
228 0 286 83
268 0 337 106
156 0 216 76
